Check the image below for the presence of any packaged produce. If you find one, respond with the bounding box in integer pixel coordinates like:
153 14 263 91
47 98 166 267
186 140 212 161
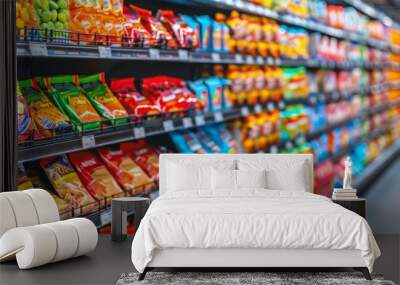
68 151 124 204
19 78 70 136
34 0 69 31
78 73 128 125
17 83 37 143
98 147 155 194
120 140 160 181
129 5 177 48
110 77 160 117
45 75 101 131
158 10 198 48
40 155 98 215
204 77 223 112
141 76 197 113
16 0 38 31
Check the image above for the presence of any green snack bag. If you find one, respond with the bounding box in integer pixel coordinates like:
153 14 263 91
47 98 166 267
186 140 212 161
45 75 101 131
78 73 128 126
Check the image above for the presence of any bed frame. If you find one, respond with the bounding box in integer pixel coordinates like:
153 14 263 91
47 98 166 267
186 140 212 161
138 154 371 281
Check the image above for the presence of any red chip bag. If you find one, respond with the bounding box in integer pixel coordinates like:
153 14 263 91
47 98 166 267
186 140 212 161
98 147 155 194
110 77 160 117
69 151 124 205
120 140 160 181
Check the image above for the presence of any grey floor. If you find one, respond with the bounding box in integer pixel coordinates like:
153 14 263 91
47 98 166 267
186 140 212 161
1 158 399 285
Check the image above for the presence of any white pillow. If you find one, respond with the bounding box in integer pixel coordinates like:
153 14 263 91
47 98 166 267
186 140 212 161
167 163 211 191
211 168 237 190
236 169 267 189
266 165 307 191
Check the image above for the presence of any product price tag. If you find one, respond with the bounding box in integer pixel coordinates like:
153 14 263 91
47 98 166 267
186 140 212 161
254 104 262 113
29 42 48 56
163 120 174 131
98 46 112 58
241 106 250 116
256 56 264 64
100 208 112 226
195 115 205 126
267 102 275 111
278 101 285 110
275 58 281 66
246 56 254 64
182 117 193 128
211 52 221 62
270 145 278 153
149 48 160 59
235 54 243 63
236 0 245 8
81 135 96 149
214 112 223 122
133 127 145 139
178 49 189 60
267 57 274 65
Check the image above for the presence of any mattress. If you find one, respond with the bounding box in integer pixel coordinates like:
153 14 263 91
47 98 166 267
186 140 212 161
131 189 380 273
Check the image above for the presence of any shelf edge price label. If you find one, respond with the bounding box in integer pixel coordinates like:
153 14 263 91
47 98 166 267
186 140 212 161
278 101 285 110
195 115 205 126
235 54 243 63
267 102 275 111
241 106 249 116
182 117 193 128
163 120 174 132
246 55 254 64
98 46 112 58
211 52 221 62
275 58 281 66
29 42 48 56
100 208 112 226
214 112 223 122
149 48 160 59
266 57 274 65
254 104 262 113
82 135 96 149
133 127 145 139
178 49 189 60
256 56 264 64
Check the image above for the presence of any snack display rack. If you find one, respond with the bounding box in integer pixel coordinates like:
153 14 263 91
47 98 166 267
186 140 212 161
15 0 400 227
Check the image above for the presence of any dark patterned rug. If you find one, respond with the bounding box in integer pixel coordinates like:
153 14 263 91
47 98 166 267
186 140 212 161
116 271 396 285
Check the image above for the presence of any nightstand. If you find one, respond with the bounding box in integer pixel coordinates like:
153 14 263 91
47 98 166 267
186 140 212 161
332 198 366 218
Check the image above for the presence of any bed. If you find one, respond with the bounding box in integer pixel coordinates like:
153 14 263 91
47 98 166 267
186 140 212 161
131 154 380 280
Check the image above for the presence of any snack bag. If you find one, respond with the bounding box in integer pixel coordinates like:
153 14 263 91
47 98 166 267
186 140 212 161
227 65 245 105
180 15 200 49
33 0 69 31
195 15 212 51
120 140 160 181
110 77 160 117
170 131 207 154
40 155 98 215
78 73 128 125
68 151 124 205
141 76 197 113
187 80 209 111
19 78 70 136
129 5 177 48
204 77 223 112
122 4 153 47
69 8 97 42
158 10 198 48
45 75 101 131
98 147 155 194
16 0 39 31
215 13 230 53
192 129 222 153
211 20 222 52
17 82 36 143
50 193 73 220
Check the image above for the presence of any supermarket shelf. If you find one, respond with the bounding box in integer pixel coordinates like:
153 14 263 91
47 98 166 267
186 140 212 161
18 94 400 162
354 140 400 192
160 0 389 50
17 41 394 69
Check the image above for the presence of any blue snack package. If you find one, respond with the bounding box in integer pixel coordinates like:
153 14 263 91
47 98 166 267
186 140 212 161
195 15 212 51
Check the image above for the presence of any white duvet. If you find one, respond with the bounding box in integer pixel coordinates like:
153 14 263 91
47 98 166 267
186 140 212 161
131 190 380 273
